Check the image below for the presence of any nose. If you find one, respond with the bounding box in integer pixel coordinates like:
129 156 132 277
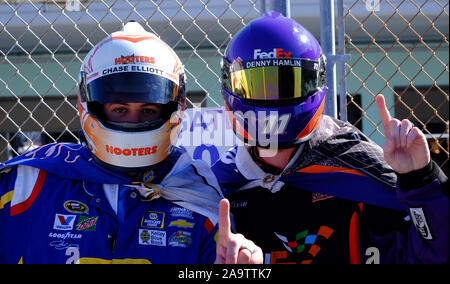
127 110 141 123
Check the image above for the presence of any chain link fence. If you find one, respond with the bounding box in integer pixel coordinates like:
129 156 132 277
0 0 261 160
340 0 448 173
0 0 448 173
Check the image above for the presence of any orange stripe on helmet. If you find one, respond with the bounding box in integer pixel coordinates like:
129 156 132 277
224 103 254 141
296 96 325 140
111 36 155 43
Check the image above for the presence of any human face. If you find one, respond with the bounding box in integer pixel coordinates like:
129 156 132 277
103 102 163 123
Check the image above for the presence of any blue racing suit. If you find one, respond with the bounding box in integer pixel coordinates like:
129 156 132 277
0 143 223 264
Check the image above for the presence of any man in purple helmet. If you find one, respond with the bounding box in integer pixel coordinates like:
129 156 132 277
212 12 448 264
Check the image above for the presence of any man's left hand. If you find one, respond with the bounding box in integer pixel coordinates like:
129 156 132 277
376 94 431 173
214 199 263 264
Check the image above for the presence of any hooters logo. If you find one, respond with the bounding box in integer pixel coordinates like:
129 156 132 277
105 145 158 156
115 54 155 65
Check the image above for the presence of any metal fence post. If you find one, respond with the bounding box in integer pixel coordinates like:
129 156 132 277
337 0 350 122
320 0 337 118
259 0 290 17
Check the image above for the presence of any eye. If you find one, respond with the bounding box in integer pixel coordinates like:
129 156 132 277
142 108 157 114
112 107 128 114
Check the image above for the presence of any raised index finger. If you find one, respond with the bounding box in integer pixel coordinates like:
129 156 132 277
218 198 231 244
375 94 392 138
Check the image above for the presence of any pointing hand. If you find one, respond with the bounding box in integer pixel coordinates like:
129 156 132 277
214 199 263 264
375 94 430 173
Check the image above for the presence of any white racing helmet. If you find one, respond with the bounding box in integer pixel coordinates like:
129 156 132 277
78 22 186 171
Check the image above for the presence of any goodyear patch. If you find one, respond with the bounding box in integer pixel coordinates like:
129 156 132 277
141 211 165 229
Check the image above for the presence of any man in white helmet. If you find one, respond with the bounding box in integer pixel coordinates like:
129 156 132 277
0 22 262 264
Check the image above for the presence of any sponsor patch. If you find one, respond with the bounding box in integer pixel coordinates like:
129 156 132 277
76 216 98 231
0 167 12 174
141 211 165 229
169 219 195 229
170 207 194 219
230 201 248 208
115 54 155 65
53 214 76 231
105 145 158 156
169 231 192 248
253 48 292 59
139 229 166 246
64 200 89 214
312 192 333 203
48 232 82 240
143 170 155 184
410 207 434 240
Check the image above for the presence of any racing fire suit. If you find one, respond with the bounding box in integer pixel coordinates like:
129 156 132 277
212 115 449 264
0 143 223 264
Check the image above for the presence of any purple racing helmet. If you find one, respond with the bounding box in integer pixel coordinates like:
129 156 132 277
221 11 326 148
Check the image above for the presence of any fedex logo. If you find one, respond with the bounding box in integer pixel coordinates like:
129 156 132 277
254 48 292 59
53 214 76 231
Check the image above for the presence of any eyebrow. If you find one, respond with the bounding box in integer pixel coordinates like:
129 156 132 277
108 103 158 107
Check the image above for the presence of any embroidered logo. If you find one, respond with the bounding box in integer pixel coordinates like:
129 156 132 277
53 214 76 231
312 192 333 203
64 200 89 214
168 231 192 248
274 226 334 264
410 207 434 240
141 211 165 229
169 219 195 229
170 207 194 219
76 216 98 231
139 229 166 246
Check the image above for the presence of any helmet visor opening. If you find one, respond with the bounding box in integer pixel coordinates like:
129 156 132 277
86 72 180 105
222 56 325 100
